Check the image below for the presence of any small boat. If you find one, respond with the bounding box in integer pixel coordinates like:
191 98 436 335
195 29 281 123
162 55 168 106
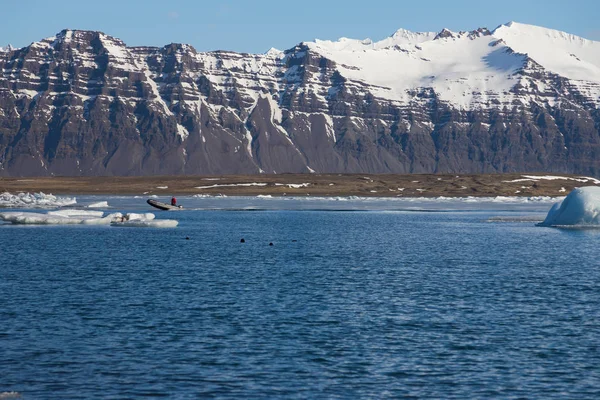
147 199 184 211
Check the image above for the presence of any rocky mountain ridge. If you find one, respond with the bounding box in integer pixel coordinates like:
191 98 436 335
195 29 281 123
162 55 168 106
0 22 599 176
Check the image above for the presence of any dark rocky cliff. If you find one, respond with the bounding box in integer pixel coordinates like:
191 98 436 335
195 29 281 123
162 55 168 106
0 28 599 176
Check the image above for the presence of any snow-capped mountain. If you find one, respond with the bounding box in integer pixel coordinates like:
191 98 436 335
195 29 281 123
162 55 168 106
0 22 599 176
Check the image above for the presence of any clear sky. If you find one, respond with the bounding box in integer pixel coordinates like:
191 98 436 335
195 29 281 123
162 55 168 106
2 0 598 53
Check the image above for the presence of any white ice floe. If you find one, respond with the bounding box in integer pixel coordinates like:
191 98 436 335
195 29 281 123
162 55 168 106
47 209 105 218
124 213 155 221
0 192 76 208
81 213 126 225
111 219 178 228
538 186 600 227
0 211 119 225
0 210 177 227
86 201 109 208
111 212 177 227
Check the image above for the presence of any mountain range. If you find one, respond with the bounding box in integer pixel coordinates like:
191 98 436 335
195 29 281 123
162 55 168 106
1 22 599 176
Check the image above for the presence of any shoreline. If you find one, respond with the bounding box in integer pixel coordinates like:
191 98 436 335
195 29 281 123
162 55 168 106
1 173 596 197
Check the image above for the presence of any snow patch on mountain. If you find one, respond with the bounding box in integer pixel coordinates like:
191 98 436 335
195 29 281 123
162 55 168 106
304 22 600 108
493 22 600 82
99 33 137 72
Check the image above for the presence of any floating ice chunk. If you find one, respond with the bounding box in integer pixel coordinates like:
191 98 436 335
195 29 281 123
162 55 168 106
111 219 178 228
82 213 124 225
0 212 81 224
125 213 155 221
0 210 121 225
0 210 177 227
109 212 176 228
47 210 105 218
86 201 109 208
0 192 76 208
538 187 600 227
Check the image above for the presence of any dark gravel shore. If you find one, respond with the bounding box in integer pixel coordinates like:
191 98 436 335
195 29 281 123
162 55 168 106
1 173 597 197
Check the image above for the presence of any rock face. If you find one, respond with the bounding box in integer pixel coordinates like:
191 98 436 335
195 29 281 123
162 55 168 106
1 22 599 176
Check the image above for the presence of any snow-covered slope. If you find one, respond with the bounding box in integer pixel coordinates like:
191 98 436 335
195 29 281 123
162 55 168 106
305 22 600 108
493 22 600 82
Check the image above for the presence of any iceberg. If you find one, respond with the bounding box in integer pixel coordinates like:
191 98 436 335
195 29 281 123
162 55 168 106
537 187 600 227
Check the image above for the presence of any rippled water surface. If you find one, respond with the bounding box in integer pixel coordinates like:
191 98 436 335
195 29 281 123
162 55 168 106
1 197 600 398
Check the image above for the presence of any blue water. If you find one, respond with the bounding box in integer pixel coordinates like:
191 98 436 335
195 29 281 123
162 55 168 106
1 198 600 398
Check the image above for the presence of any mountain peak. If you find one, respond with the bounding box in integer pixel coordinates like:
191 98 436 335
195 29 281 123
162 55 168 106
47 29 127 49
468 27 491 38
265 47 284 58
388 28 437 45
434 28 457 40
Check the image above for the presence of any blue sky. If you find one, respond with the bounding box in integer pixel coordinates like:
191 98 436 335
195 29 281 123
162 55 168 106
2 0 598 53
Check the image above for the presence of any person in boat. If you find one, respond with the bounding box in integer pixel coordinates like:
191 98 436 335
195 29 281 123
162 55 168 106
171 196 177 206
